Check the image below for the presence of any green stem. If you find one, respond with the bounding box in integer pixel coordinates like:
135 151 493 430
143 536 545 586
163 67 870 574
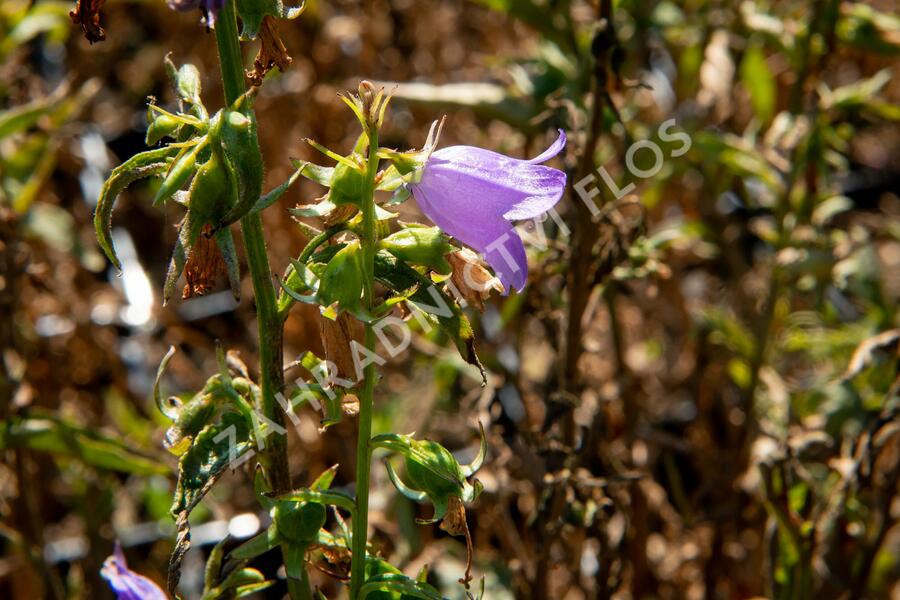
213 1 297 596
350 126 380 599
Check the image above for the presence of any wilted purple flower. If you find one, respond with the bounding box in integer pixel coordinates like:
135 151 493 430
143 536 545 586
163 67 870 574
409 130 566 292
166 0 224 26
101 542 168 600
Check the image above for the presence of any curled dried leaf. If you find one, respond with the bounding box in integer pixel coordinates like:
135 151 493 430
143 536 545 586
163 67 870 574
439 495 474 586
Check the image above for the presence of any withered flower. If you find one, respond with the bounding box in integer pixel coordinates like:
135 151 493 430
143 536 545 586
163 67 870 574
446 248 504 312
319 311 362 384
246 16 293 87
69 0 106 43
182 224 226 299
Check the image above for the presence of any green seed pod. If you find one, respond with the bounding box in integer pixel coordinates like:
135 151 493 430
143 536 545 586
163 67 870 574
215 100 264 231
273 501 326 544
329 159 367 206
318 240 364 314
189 146 235 223
404 439 466 499
378 226 454 275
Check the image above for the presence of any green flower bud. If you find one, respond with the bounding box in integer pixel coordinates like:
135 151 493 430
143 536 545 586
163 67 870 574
153 139 206 206
146 113 181 146
378 226 454 275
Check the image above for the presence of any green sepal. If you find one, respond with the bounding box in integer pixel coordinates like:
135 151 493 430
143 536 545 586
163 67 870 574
251 162 307 215
376 147 421 176
289 197 338 219
290 157 335 186
94 146 177 270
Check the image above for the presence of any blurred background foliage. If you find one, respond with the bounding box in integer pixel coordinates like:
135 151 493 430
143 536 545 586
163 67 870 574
1 0 899 598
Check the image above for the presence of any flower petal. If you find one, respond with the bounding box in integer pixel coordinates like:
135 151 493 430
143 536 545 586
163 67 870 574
101 543 168 600
424 147 566 222
411 179 528 292
482 221 528 292
525 129 567 164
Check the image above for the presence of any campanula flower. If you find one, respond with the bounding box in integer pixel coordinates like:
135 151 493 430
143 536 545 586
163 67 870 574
101 542 168 600
166 0 224 26
409 129 566 292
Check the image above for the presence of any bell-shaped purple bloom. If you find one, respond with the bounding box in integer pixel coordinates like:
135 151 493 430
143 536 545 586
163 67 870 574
166 0 224 26
101 542 168 600
409 130 566 292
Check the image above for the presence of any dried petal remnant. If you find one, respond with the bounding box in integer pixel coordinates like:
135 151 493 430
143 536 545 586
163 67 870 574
183 224 226 299
246 16 293 87
446 248 504 312
70 0 106 43
319 311 362 384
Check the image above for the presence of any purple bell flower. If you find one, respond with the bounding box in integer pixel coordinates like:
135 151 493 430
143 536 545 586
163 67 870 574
409 129 567 292
166 0 224 26
101 542 168 600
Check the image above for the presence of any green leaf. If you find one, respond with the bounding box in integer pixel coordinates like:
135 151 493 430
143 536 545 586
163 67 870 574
229 527 279 560
821 69 892 111
251 163 307 214
168 412 253 595
0 414 166 475
94 147 177 269
375 251 485 383
359 571 444 600
739 43 776 124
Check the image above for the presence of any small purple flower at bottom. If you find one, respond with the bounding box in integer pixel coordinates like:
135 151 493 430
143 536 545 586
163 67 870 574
166 0 224 26
101 542 168 600
410 130 567 293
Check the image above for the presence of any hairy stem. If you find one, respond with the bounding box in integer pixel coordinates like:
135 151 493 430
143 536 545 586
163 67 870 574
213 0 296 594
350 126 380 599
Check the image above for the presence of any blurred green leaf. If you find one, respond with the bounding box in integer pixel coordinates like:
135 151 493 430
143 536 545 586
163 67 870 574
0 414 167 475
740 43 776 124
